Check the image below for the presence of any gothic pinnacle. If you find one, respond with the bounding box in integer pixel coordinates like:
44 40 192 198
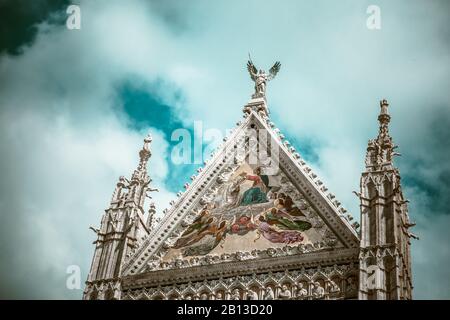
132 133 154 185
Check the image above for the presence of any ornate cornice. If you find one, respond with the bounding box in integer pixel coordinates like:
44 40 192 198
122 247 359 290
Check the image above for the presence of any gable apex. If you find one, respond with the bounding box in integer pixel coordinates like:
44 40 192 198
122 102 359 276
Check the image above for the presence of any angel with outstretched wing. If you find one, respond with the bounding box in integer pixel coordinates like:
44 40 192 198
268 61 281 80
247 59 281 98
247 60 258 81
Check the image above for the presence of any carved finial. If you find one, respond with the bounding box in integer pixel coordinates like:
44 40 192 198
131 133 153 181
146 202 156 230
138 133 152 168
379 99 389 116
129 133 159 209
144 133 152 147
364 99 396 170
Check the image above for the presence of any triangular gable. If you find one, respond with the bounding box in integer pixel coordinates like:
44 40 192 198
123 109 359 276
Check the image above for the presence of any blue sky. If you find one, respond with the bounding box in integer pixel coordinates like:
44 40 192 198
0 0 449 299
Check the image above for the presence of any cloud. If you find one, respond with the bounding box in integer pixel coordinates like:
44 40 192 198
407 187 450 299
0 0 178 298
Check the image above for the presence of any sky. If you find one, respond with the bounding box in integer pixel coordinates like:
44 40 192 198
0 0 449 299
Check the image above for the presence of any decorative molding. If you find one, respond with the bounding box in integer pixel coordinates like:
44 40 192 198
122 248 359 289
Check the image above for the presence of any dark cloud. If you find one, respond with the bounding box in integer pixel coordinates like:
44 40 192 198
117 79 187 134
117 79 203 193
0 0 68 54
401 106 450 216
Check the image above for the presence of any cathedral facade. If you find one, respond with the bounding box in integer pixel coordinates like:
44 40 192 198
83 66 415 300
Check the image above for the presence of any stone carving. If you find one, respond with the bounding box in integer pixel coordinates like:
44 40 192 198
364 100 397 171
345 277 357 296
328 280 341 299
144 240 338 272
122 261 358 301
296 282 308 298
216 292 224 300
263 287 275 300
278 284 292 300
247 58 281 99
230 288 241 300
311 281 325 299
246 289 258 300
146 202 156 230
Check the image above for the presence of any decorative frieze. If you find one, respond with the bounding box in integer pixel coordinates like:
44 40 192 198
122 264 358 300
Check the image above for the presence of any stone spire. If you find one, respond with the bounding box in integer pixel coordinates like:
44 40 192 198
83 133 157 300
146 202 156 230
358 100 416 300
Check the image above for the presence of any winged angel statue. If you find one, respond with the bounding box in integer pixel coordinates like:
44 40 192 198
247 59 281 99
